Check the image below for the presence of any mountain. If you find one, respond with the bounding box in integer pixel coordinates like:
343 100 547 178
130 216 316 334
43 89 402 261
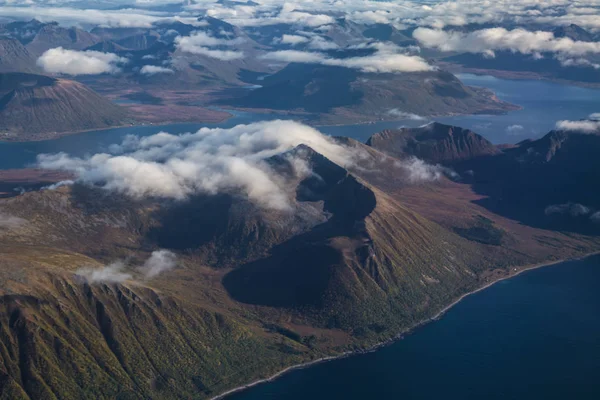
229 65 518 123
0 38 37 73
0 19 45 44
369 123 600 233
25 23 100 56
552 24 595 42
0 123 599 398
366 122 500 164
0 73 130 141
115 33 161 51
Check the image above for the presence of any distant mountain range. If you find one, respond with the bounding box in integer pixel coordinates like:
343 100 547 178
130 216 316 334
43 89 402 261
0 121 598 398
0 73 130 140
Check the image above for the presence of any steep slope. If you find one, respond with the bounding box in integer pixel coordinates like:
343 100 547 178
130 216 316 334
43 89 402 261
0 38 37 73
366 122 500 164
367 123 600 233
25 23 100 55
0 131 599 398
0 73 130 141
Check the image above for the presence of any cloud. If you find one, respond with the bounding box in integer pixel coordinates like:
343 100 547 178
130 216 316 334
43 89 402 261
139 249 177 279
37 47 128 75
506 124 525 135
387 109 426 120
413 27 600 59
589 113 600 120
545 203 600 224
37 120 361 210
395 157 456 183
175 31 245 60
76 249 178 284
261 44 433 73
555 119 600 133
0 5 200 28
545 203 591 217
140 65 174 75
76 261 132 284
277 34 310 46
0 213 26 229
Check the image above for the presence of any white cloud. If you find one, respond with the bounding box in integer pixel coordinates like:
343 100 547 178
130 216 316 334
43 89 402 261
396 157 450 183
506 124 525 135
261 43 433 73
0 5 200 28
555 119 600 133
139 249 177 279
76 261 132 284
37 47 127 75
545 203 592 217
277 34 310 46
414 27 600 58
387 109 426 120
175 31 245 60
76 249 178 284
140 65 174 75
37 120 361 210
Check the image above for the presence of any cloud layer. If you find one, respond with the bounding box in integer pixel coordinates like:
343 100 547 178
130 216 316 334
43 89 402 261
38 120 361 210
414 27 600 59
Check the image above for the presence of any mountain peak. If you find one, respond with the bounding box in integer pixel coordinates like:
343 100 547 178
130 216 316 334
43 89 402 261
367 122 499 164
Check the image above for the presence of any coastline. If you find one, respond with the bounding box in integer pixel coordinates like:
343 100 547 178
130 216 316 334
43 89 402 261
210 251 600 400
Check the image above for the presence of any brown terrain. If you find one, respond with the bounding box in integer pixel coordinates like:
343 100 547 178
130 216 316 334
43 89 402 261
0 123 598 399
0 73 131 141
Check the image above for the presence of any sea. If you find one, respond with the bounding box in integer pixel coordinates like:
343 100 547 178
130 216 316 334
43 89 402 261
226 255 600 400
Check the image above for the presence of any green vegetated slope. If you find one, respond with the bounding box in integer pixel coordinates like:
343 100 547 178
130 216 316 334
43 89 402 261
1 127 599 398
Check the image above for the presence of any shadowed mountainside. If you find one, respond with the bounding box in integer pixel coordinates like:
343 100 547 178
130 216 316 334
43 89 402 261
366 122 500 164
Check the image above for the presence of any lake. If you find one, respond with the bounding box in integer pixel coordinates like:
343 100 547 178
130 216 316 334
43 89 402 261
226 255 600 400
1 74 599 169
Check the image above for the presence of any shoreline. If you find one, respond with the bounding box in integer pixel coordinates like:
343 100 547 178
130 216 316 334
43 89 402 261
210 251 600 400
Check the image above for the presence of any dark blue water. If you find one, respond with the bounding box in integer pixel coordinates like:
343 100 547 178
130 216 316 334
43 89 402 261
227 255 600 400
2 74 599 170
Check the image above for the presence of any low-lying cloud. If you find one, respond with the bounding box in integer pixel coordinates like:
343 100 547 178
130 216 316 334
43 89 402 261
37 120 360 210
140 65 174 75
76 249 177 284
261 44 433 73
175 31 245 60
395 157 457 183
387 109 426 120
545 202 600 224
37 47 128 75
555 119 600 133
